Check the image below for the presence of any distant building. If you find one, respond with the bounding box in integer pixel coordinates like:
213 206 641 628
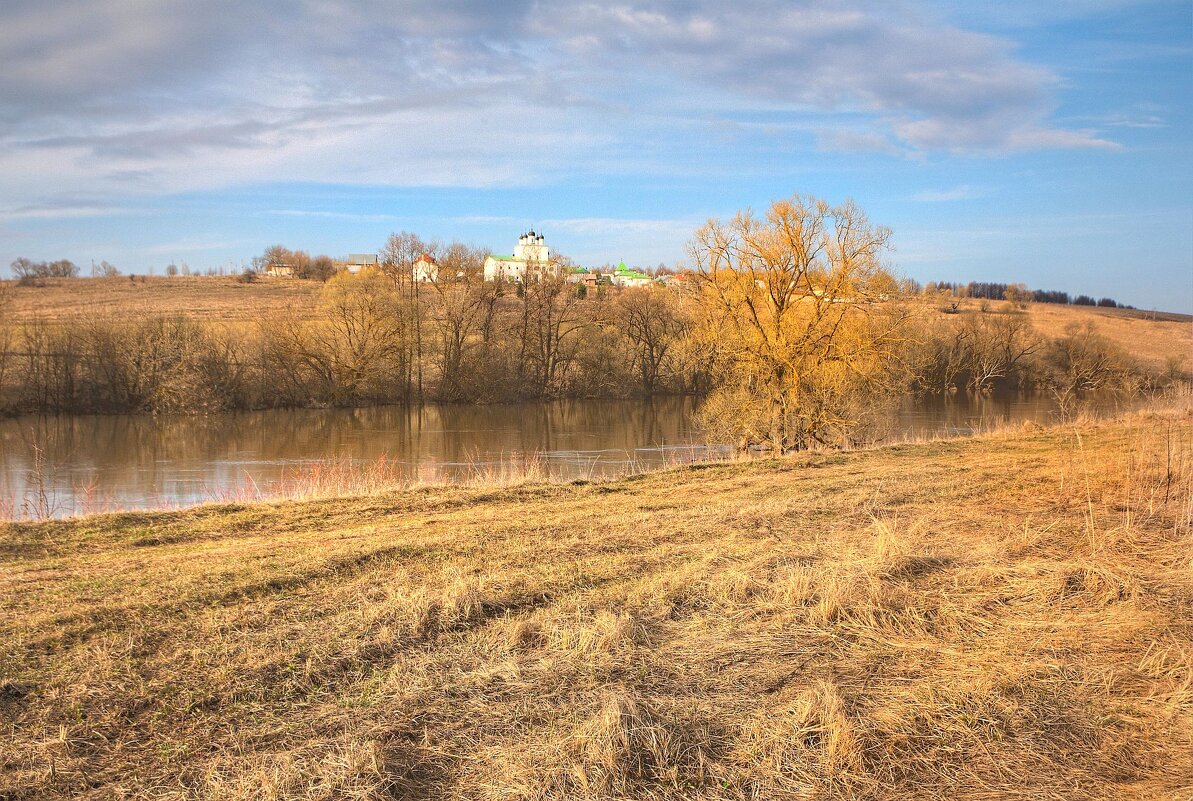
566 266 600 291
483 230 559 282
609 261 653 288
412 253 438 282
657 272 697 293
264 264 294 278
344 254 378 274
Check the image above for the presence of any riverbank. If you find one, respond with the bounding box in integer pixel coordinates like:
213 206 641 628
2 407 1191 799
2 276 1188 418
2 393 1147 521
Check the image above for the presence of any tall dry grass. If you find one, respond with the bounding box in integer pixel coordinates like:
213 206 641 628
0 402 1190 799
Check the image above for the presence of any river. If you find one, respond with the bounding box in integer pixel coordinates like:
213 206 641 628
0 393 1137 519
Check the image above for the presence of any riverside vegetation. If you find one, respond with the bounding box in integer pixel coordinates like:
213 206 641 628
0 402 1189 799
0 196 1187 448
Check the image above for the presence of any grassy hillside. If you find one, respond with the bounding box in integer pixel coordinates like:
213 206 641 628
2 276 323 324
5 277 1189 371
2 409 1191 799
948 297 1191 372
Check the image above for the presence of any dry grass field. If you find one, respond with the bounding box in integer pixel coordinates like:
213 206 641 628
2 405 1191 799
4 277 1190 372
949 298 1191 372
2 276 323 324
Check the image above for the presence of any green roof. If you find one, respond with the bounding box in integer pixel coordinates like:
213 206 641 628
613 261 651 280
568 266 590 274
488 254 517 261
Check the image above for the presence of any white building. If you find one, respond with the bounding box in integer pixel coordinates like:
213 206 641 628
412 253 438 282
609 261 654 288
483 230 559 282
344 253 378 274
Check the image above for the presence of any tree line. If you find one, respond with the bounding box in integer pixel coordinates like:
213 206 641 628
1 198 1183 450
926 280 1130 309
10 254 1134 312
0 247 699 415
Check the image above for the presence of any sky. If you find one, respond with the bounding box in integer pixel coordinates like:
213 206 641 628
1 0 1190 311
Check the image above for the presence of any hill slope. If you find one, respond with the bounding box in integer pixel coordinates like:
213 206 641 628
2 410 1191 799
949 297 1191 372
4 277 1190 371
3 276 323 324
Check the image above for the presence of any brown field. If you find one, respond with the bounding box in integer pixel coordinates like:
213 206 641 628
947 298 1192 372
5 277 1189 372
1 276 323 324
2 405 1191 799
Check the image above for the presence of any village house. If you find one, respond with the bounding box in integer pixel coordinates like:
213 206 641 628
341 253 378 274
565 266 601 291
657 272 698 293
483 230 559 282
412 252 438 282
609 261 654 288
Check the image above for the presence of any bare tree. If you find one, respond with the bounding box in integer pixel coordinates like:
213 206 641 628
305 255 336 282
909 317 972 393
10 258 79 281
1046 322 1130 413
263 268 407 404
519 277 592 396
617 287 690 394
91 260 121 278
0 282 12 406
1004 283 1033 309
381 231 436 397
10 258 36 281
963 313 1041 392
426 244 499 400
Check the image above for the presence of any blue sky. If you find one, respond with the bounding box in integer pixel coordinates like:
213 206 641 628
1 1 1190 311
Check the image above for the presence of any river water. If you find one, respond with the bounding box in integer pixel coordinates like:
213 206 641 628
0 393 1137 519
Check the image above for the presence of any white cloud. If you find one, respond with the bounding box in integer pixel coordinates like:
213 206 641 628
1003 128 1122 151
0 0 1125 211
0 197 137 221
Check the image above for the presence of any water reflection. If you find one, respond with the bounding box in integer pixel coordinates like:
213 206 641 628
892 392 1137 437
0 393 1137 518
0 398 716 517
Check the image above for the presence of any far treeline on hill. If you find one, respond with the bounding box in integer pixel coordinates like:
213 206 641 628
1 195 1190 452
925 280 1132 309
5 253 1143 312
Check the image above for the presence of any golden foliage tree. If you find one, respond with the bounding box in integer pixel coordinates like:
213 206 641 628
690 194 908 451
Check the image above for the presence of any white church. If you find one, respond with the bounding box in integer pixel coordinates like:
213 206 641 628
483 230 560 282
